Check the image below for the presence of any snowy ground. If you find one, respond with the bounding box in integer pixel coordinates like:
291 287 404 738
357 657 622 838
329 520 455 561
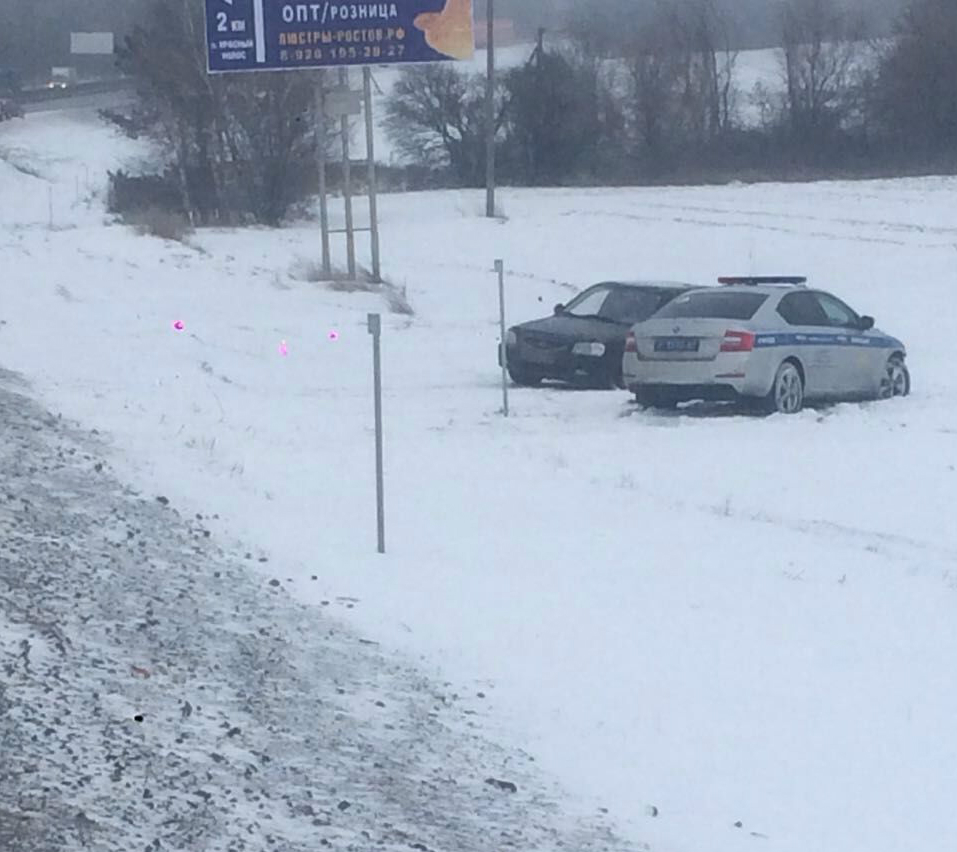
3 110 957 852
0 369 630 852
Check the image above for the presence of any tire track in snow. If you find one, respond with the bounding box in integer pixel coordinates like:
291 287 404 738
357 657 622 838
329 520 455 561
564 208 956 251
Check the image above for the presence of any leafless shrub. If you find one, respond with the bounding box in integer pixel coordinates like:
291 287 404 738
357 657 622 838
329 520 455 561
308 263 415 315
289 256 327 283
326 267 377 293
125 206 193 242
383 282 414 316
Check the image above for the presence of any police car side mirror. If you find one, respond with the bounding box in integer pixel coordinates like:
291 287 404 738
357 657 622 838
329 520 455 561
554 303 565 316
858 315 875 331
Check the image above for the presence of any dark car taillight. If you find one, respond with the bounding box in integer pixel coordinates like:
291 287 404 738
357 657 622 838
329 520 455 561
720 330 755 352
624 331 637 353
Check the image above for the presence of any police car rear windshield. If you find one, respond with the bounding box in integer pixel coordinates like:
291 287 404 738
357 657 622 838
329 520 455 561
656 291 768 321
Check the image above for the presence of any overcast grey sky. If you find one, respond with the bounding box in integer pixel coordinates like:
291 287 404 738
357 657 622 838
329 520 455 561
485 0 905 46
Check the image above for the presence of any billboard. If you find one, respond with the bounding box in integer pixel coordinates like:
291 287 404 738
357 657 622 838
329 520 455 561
204 0 475 73
70 32 115 55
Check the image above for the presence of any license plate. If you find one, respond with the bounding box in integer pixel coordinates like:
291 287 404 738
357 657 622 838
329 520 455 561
654 337 700 353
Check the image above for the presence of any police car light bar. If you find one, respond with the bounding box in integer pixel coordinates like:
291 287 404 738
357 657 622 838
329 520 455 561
718 276 808 286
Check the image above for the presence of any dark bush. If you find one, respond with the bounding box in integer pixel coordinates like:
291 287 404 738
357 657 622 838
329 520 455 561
124 206 193 242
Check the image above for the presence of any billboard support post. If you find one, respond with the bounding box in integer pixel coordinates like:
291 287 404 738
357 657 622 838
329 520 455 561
363 67 381 284
316 72 331 279
339 68 357 281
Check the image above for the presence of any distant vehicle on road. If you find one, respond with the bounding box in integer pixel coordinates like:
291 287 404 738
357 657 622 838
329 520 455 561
501 281 696 389
47 67 78 89
623 276 910 413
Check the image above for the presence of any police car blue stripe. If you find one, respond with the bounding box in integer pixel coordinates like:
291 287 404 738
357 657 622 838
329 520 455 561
753 333 901 349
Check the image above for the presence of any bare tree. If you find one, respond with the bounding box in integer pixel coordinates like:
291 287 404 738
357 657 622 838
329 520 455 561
625 21 684 168
502 42 625 184
118 0 323 225
384 65 505 186
871 0 957 154
779 0 865 140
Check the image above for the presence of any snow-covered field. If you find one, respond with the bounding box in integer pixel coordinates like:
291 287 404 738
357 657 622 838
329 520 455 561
3 109 957 852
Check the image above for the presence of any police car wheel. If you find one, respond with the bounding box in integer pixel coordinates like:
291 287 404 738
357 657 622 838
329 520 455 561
879 355 910 399
765 361 804 414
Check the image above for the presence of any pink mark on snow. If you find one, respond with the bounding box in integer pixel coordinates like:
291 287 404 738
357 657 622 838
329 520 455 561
279 340 289 356
328 331 339 341
173 320 185 331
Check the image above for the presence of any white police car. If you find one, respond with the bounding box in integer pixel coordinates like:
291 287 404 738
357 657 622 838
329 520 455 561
622 277 910 413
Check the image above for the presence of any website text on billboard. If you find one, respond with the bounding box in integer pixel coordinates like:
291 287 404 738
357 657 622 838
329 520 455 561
205 0 475 72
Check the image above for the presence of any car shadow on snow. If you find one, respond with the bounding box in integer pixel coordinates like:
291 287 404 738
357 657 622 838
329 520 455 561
620 398 856 420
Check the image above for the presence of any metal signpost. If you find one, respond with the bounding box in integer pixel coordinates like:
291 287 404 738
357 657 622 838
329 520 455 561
338 67 357 279
485 0 496 218
496 259 508 417
315 74 332 278
363 66 381 282
367 313 385 554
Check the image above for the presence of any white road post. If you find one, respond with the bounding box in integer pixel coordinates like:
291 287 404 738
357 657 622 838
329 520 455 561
496 259 509 417
367 313 385 553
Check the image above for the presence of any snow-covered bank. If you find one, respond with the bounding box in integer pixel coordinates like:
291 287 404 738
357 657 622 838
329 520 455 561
0 369 633 852
3 108 957 852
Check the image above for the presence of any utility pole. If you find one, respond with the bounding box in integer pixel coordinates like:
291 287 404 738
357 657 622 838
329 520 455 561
485 0 496 219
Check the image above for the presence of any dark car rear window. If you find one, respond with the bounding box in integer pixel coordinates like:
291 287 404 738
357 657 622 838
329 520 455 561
655 290 768 320
601 288 678 324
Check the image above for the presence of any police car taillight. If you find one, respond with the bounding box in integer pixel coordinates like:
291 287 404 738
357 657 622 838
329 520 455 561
720 330 755 352
625 331 637 353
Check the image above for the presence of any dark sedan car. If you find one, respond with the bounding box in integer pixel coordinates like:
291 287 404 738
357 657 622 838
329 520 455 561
500 281 696 388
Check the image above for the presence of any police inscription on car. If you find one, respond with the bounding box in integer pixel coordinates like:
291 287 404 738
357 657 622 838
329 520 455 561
654 337 700 352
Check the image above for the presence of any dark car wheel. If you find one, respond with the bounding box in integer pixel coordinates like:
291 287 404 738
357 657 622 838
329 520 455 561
878 354 910 399
508 364 544 387
587 364 624 390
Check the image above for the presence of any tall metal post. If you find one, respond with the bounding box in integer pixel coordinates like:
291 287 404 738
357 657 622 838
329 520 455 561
367 313 385 554
339 67 356 280
485 0 496 219
363 67 381 283
496 259 509 417
316 71 331 278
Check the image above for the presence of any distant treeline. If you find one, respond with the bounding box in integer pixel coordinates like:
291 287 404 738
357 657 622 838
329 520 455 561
484 0 907 49
94 0 954 227
388 0 957 189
